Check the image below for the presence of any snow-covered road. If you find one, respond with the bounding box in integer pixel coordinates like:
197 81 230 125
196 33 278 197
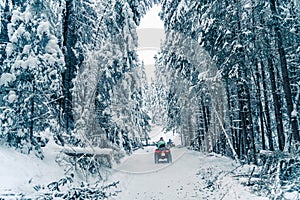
113 146 186 174
109 146 268 200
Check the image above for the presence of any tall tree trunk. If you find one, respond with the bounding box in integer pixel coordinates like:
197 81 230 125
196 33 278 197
255 62 266 150
235 0 256 163
196 105 203 151
203 104 210 151
62 0 77 132
261 61 275 151
30 79 35 145
262 26 286 150
251 0 265 150
269 0 300 146
225 78 239 156
268 53 285 150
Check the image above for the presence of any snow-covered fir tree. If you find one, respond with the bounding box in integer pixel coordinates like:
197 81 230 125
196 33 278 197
92 0 152 152
0 3 64 158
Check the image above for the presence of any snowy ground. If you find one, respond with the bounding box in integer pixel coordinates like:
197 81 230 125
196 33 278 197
110 149 269 200
0 141 65 198
0 127 270 199
108 127 268 200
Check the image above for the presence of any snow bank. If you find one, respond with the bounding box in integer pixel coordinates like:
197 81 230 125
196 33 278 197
0 145 65 197
0 139 115 198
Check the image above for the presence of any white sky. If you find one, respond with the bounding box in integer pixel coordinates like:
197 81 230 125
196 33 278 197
137 5 164 30
137 5 164 83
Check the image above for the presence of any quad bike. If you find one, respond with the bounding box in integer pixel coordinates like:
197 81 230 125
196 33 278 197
154 145 172 164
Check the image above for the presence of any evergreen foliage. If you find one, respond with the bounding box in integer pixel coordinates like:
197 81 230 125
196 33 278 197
0 0 152 157
0 3 64 158
157 0 300 161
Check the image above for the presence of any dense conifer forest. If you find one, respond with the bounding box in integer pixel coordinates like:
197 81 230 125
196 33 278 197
0 0 300 198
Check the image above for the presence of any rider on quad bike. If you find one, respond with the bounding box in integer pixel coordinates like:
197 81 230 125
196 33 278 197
154 137 172 163
157 137 166 148
167 138 175 147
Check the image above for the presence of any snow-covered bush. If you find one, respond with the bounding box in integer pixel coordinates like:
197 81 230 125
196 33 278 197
248 151 300 199
54 143 122 182
34 175 120 199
